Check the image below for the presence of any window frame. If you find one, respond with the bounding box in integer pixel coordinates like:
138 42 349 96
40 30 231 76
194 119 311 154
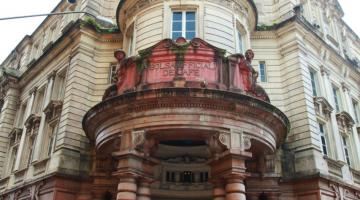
109 63 118 84
259 61 267 83
352 100 359 124
171 10 197 40
332 86 342 112
342 136 351 166
309 69 319 97
318 123 328 156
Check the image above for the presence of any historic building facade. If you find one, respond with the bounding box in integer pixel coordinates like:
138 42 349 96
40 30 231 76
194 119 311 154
0 0 359 199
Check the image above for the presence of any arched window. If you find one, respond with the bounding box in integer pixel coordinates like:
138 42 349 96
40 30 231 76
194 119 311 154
236 23 246 53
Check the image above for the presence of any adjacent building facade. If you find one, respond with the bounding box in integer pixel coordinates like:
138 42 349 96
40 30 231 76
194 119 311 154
0 0 359 199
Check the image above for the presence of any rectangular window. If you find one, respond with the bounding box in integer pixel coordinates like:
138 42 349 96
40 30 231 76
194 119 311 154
259 61 267 82
47 123 58 157
332 87 341 112
34 88 45 114
10 147 18 172
237 31 244 53
109 64 117 84
342 136 351 166
52 71 66 101
172 11 196 40
26 137 35 167
318 123 328 156
16 103 27 127
309 70 318 96
353 100 359 123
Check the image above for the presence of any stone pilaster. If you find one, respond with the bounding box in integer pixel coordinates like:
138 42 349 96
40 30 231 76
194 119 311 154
0 76 19 175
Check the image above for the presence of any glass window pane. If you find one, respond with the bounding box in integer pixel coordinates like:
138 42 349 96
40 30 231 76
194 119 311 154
173 12 182 21
186 12 195 21
172 32 182 39
186 31 195 40
173 22 182 31
186 22 195 31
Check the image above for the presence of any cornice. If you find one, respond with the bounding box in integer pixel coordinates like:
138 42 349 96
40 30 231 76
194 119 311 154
260 15 359 76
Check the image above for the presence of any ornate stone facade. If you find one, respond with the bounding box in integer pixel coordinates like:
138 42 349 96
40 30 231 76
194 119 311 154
0 0 359 200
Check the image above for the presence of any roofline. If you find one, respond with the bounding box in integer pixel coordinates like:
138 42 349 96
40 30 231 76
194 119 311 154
115 0 258 32
256 14 360 75
0 0 64 65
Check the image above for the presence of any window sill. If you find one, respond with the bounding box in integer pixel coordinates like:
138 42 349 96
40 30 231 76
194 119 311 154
0 176 10 190
32 157 50 176
350 168 360 184
324 156 344 178
13 167 27 184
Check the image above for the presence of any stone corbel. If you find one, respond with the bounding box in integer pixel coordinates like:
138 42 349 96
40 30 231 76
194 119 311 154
313 96 333 119
228 129 252 151
24 114 41 134
131 130 157 156
341 82 350 92
320 65 330 76
43 100 63 121
207 131 231 156
336 111 355 135
47 70 57 81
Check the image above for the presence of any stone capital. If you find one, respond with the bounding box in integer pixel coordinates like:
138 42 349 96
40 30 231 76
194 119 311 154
320 66 330 77
47 70 57 80
29 86 38 95
341 82 350 92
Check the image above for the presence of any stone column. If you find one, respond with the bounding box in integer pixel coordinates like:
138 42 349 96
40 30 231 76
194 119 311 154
32 72 55 161
210 151 251 200
137 180 151 200
212 180 226 200
225 177 246 200
113 130 157 200
117 177 137 200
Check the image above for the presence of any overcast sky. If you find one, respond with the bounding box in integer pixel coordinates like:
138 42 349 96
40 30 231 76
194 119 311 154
0 0 359 63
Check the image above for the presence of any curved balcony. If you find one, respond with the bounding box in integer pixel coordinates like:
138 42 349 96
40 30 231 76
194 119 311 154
83 37 289 158
83 38 289 199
